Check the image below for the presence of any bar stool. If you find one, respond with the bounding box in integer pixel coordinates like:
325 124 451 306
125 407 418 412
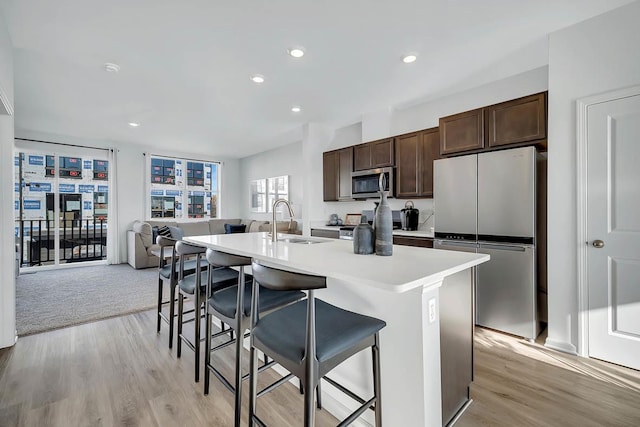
204 249 305 427
248 261 386 427
175 241 239 382
156 236 209 349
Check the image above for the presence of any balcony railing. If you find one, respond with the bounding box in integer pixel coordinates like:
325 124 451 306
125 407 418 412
16 218 108 267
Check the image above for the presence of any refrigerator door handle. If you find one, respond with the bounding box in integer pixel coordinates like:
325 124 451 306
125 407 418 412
478 243 527 252
435 240 477 249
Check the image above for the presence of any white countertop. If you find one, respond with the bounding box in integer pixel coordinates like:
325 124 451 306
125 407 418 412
185 232 487 293
311 224 434 238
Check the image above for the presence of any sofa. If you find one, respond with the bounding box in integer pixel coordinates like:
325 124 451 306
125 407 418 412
127 218 299 269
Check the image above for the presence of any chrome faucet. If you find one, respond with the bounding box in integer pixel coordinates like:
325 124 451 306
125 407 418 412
271 199 295 242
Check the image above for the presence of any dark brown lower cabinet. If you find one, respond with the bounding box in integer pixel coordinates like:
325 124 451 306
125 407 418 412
310 229 339 239
393 236 434 248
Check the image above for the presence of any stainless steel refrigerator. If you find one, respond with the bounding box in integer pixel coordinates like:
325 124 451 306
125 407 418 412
433 146 546 340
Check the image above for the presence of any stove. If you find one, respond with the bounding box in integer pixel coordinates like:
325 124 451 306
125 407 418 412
339 226 355 240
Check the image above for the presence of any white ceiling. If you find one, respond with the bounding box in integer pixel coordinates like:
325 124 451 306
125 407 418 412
1 0 634 158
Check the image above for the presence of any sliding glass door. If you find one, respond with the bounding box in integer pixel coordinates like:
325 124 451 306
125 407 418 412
15 144 110 269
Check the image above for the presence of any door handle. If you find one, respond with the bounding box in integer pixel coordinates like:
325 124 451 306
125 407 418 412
592 240 605 248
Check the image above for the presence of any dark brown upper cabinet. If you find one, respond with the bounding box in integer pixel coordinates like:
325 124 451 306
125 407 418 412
322 150 338 201
323 147 353 201
439 108 484 156
486 92 546 148
396 128 440 198
353 138 395 171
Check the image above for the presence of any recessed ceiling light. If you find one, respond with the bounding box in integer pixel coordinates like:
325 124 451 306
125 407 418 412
288 48 305 58
250 74 265 83
104 62 120 73
291 106 302 113
128 122 140 127
402 54 417 64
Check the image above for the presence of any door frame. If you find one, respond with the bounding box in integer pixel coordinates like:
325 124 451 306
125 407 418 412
576 84 640 357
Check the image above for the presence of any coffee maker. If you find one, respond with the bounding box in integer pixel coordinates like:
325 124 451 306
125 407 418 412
400 201 419 231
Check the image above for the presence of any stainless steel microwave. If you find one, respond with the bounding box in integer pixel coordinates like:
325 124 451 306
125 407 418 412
351 167 394 199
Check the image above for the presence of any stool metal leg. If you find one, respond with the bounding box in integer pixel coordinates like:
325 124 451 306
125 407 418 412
168 282 177 349
303 376 317 427
156 277 163 333
204 306 212 394
234 320 243 427
194 294 201 383
373 333 382 426
177 292 183 358
248 344 258 427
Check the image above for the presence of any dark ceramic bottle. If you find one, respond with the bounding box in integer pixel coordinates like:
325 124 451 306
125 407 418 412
353 216 374 255
374 174 393 256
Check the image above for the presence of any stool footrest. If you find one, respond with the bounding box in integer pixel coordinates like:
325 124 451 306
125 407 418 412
337 396 376 427
210 331 250 352
179 333 197 353
258 373 294 398
207 364 235 393
323 376 375 411
206 353 276 395
250 414 267 427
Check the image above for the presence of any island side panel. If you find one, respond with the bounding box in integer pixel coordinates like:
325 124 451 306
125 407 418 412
439 268 474 426
317 277 443 427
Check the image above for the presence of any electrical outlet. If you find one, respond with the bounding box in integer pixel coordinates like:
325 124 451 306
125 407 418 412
428 298 437 323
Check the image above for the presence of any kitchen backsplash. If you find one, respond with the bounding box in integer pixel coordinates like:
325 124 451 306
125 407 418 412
323 198 435 230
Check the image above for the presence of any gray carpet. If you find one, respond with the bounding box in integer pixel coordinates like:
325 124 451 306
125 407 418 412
16 264 165 336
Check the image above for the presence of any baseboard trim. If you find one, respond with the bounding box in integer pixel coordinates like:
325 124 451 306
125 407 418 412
544 337 578 355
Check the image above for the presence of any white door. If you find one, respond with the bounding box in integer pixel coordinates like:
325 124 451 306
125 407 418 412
587 93 640 370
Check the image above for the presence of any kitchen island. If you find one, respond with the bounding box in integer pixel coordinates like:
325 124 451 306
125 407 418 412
185 232 489 427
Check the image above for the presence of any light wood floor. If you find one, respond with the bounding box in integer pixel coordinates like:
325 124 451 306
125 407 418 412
458 328 640 427
1 311 639 427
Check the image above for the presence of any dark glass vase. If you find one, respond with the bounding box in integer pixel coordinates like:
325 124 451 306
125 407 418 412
353 216 374 255
374 174 393 256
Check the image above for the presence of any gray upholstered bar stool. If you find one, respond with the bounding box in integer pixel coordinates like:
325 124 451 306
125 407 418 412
204 249 305 427
156 236 210 349
248 261 386 427
175 241 239 383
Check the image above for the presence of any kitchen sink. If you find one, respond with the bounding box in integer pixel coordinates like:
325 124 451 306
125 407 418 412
282 237 328 245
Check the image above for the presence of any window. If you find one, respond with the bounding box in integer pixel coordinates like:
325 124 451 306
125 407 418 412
148 155 220 219
267 175 289 212
250 179 267 213
250 175 289 213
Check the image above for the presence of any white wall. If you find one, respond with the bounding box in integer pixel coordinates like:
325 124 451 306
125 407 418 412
14 129 243 263
0 8 12 115
546 1 640 353
0 8 16 348
239 140 303 223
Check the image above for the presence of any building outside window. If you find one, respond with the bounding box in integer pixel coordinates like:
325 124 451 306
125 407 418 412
148 155 220 219
15 150 110 267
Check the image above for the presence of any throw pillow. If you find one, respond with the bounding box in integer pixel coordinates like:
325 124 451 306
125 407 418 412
224 223 246 234
169 226 184 240
152 226 159 243
158 225 172 238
